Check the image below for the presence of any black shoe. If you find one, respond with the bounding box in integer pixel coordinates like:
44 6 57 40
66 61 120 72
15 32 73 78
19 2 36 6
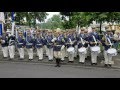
81 62 85 64
95 63 97 65
29 59 33 61
55 65 58 67
19 58 23 60
49 60 53 61
108 64 112 67
91 63 93 65
104 64 108 67
38 59 43 61
9 58 13 60
58 65 61 67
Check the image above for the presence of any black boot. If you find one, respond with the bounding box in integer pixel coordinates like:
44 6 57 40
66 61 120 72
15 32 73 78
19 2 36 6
57 58 61 67
55 58 59 67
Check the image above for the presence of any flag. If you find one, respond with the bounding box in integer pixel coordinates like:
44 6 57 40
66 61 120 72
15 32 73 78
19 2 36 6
11 12 15 22
0 12 5 36
0 24 2 36
0 12 5 23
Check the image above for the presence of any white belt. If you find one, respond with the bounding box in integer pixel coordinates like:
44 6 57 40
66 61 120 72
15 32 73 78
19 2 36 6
27 43 33 45
37 44 42 45
55 45 61 46
18 43 23 45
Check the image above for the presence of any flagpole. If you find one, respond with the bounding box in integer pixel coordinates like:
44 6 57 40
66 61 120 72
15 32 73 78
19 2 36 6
11 12 15 36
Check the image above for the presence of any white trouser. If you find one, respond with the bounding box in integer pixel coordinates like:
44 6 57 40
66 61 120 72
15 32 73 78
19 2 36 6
65 47 68 57
68 52 74 61
37 48 43 60
61 48 65 60
2 47 8 58
48 48 53 60
27 48 33 59
91 52 97 63
13 46 15 56
104 51 113 65
54 51 61 59
79 53 86 63
87 45 91 57
44 45 48 56
74 45 78 57
8 45 15 59
18 48 24 59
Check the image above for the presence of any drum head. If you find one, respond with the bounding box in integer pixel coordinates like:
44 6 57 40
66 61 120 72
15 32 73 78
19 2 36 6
78 47 86 52
107 48 117 54
91 46 100 52
67 47 74 52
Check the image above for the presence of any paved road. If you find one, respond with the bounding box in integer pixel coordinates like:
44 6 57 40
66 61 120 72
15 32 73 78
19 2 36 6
0 62 120 78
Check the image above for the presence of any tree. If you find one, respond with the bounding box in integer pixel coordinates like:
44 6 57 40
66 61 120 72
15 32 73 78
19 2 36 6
40 14 64 29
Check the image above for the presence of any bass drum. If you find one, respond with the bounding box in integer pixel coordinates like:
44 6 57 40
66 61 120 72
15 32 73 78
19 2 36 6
78 47 87 54
67 47 75 54
107 48 117 56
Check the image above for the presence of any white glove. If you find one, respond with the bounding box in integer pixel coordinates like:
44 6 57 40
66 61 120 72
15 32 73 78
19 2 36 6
61 45 65 50
52 38 57 42
1 40 5 44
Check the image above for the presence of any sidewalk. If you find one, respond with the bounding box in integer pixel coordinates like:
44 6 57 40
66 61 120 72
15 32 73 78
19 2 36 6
0 50 120 69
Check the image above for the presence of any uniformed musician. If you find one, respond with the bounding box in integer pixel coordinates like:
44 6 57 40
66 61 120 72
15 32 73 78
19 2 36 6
0 32 9 59
17 31 25 60
102 29 115 67
89 27 101 65
35 30 44 61
26 30 34 61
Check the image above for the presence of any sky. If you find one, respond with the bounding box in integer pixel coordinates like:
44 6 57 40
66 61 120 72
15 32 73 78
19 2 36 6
36 12 59 23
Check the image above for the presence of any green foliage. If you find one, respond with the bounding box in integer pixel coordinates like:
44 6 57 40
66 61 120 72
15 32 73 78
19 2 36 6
39 14 64 29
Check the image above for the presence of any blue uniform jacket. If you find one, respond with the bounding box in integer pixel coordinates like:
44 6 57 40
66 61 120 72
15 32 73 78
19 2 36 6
53 36 64 51
35 36 44 48
46 35 54 48
89 32 100 47
26 36 34 48
17 36 25 48
102 34 113 51
1 35 8 47
77 34 89 48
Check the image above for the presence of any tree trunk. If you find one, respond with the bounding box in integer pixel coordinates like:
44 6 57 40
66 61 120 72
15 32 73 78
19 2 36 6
100 21 102 34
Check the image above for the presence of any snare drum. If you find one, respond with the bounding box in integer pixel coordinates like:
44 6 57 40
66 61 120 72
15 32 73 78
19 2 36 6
67 47 75 54
78 47 87 54
91 46 100 53
107 48 117 56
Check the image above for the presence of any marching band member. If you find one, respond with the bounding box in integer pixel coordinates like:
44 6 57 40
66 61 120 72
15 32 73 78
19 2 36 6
8 33 16 60
102 29 114 67
26 30 34 61
59 31 66 61
0 32 9 59
35 30 44 61
73 30 78 58
113 31 120 50
77 29 89 64
17 31 25 60
89 27 101 65
46 31 54 61
66 30 75 63
42 30 48 57
53 31 65 67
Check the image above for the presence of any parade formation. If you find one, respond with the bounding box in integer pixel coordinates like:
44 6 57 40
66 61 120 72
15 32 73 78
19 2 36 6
0 26 119 67
0 12 120 68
